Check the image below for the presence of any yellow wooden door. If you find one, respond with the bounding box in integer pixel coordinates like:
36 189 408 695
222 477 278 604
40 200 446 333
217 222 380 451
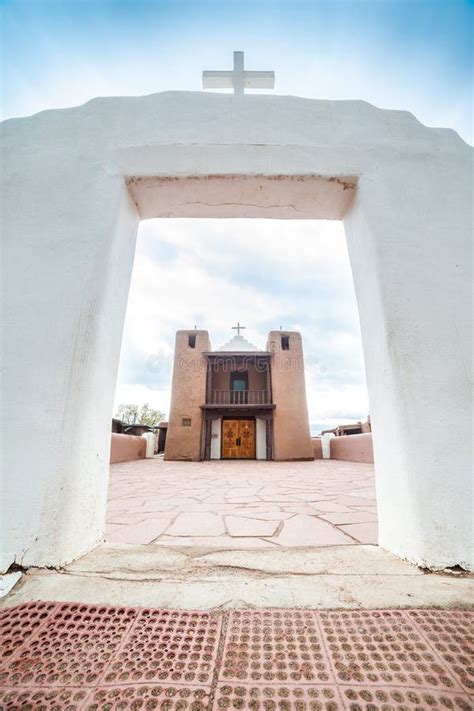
222 420 239 459
222 419 255 459
238 419 255 459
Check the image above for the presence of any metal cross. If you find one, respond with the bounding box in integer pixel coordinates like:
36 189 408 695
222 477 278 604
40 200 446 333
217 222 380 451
232 322 246 336
202 51 275 96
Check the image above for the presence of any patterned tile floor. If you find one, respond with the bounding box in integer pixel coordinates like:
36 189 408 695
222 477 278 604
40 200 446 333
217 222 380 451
106 459 377 548
0 603 472 709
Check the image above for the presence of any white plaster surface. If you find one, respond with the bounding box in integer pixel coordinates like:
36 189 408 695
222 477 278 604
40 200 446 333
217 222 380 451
2 546 473 611
0 572 22 598
322 433 335 459
1 92 472 569
142 432 155 458
256 417 267 460
210 418 221 459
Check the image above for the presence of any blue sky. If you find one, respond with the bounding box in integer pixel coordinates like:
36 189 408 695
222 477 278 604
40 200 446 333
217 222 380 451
2 0 472 140
2 0 472 430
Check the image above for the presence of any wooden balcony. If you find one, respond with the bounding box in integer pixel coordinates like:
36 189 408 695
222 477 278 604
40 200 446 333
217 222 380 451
208 389 271 406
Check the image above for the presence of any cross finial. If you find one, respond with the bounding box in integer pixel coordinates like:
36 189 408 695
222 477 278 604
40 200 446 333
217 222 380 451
232 322 246 336
203 51 275 96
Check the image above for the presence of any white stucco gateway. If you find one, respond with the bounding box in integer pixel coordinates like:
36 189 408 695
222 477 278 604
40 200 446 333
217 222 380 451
1 92 472 571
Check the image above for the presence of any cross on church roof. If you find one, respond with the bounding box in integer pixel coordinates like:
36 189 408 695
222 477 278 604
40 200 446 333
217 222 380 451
232 322 246 336
202 51 275 96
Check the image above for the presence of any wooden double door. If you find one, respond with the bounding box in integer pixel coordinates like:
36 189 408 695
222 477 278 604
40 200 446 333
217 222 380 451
222 418 255 459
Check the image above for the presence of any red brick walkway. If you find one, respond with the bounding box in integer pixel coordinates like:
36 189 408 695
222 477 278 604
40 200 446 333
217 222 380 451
0 603 472 709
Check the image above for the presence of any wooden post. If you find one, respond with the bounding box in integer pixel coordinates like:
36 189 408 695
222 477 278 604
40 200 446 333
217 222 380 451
265 357 272 404
203 417 212 460
205 358 212 404
266 416 274 460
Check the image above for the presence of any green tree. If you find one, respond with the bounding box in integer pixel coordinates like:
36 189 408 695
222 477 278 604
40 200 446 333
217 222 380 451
116 403 165 427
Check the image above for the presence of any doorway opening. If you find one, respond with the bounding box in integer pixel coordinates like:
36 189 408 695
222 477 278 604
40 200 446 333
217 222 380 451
106 213 376 549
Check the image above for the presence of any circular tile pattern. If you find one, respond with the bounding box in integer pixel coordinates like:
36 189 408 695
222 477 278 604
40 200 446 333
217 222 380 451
340 685 472 710
103 609 221 686
220 610 332 683
84 684 210 710
0 604 471 711
0 602 57 663
214 684 343 710
407 610 474 693
319 610 459 691
0 603 136 687
0 685 88 709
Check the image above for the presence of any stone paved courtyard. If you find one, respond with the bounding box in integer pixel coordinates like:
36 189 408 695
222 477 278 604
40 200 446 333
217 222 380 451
4 462 472 710
106 458 377 548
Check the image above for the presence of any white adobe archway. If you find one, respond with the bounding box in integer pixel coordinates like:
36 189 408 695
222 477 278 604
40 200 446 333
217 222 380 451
1 93 472 571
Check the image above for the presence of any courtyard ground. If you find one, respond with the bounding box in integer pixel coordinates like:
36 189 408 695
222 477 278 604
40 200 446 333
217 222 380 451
2 459 472 709
106 458 377 548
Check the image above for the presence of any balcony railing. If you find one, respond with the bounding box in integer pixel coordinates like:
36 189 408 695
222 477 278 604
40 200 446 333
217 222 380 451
209 389 271 405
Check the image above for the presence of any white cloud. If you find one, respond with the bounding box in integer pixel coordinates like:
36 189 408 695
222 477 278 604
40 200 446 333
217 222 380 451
114 384 171 417
139 218 352 277
115 218 369 429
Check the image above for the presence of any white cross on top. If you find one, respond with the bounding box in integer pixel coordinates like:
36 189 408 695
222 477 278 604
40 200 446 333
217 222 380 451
202 51 275 96
232 322 246 336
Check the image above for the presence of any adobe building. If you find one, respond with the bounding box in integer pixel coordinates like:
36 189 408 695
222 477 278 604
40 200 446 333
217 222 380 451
321 416 372 437
164 327 314 461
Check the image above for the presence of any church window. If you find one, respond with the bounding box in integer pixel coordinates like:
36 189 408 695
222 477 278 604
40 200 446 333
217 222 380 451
281 336 290 350
231 372 248 391
188 334 196 348
182 418 192 427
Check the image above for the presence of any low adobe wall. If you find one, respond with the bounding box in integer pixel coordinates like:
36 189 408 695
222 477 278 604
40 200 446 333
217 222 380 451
329 433 374 463
110 433 146 464
311 438 323 459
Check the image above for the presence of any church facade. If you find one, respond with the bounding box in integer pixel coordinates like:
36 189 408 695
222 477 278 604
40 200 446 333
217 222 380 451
164 328 314 461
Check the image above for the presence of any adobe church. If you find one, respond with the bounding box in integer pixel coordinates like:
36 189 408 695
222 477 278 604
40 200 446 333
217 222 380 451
164 325 314 461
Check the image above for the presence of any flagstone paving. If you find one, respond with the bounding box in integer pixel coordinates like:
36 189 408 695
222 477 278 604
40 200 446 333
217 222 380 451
106 458 377 548
1 602 472 709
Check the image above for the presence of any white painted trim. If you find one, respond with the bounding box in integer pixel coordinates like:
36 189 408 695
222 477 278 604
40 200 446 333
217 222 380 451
256 418 267 460
322 433 335 459
210 418 222 459
142 432 155 458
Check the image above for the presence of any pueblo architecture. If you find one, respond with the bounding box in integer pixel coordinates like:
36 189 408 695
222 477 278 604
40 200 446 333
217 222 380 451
165 326 313 462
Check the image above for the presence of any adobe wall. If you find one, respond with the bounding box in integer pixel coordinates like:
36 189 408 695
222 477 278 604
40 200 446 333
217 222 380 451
312 438 323 459
110 433 146 464
330 433 374 463
164 330 211 461
268 331 314 460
